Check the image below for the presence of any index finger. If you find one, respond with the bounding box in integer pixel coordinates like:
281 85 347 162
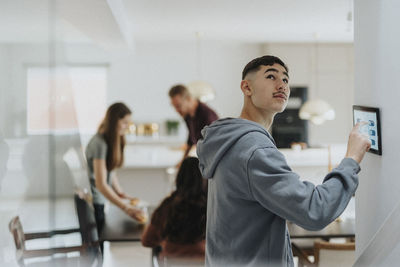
353 121 368 131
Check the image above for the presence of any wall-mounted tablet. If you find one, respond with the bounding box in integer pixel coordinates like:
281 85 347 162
353 105 382 155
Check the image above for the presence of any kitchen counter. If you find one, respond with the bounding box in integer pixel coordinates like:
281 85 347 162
122 142 347 169
119 143 348 205
125 135 185 146
280 145 346 167
123 144 183 169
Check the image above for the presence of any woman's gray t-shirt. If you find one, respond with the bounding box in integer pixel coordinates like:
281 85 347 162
85 133 112 205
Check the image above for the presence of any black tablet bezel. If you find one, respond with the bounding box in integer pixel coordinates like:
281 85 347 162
352 105 382 155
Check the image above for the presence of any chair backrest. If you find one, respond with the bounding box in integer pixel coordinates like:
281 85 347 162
63 147 92 193
8 216 26 263
74 191 103 266
74 191 99 245
314 241 355 267
9 214 102 267
64 148 99 245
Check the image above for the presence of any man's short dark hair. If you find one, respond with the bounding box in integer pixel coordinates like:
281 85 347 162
242 55 289 80
169 84 190 98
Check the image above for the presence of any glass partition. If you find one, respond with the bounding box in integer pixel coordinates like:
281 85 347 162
0 1 105 265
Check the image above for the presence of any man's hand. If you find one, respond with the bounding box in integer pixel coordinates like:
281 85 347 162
345 122 372 163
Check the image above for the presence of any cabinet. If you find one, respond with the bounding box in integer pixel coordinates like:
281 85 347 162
272 87 308 148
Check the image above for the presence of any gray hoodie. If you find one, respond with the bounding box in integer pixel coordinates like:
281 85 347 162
197 118 360 267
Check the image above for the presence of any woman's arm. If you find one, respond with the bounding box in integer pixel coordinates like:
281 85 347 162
111 172 126 197
111 173 138 203
93 159 142 219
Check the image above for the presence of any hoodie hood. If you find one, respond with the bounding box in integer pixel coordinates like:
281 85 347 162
197 118 275 179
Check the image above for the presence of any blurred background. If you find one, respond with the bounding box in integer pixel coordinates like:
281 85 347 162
2 0 380 266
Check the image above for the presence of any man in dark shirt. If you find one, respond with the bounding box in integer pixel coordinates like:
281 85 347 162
169 84 218 164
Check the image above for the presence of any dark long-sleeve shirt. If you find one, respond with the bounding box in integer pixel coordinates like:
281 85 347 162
184 101 218 146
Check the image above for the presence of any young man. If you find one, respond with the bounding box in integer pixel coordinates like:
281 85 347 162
169 84 218 164
197 55 371 267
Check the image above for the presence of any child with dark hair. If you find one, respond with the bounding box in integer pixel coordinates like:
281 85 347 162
141 157 207 258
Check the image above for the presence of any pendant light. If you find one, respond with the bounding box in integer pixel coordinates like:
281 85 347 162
299 35 335 125
187 32 215 103
299 99 335 125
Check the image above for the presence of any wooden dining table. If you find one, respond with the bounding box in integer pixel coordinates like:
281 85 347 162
102 203 355 243
101 204 154 242
288 217 355 266
101 203 355 267
288 217 355 239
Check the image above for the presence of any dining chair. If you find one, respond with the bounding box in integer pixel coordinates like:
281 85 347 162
73 190 100 249
64 147 147 243
292 239 316 267
314 240 355 267
8 213 101 267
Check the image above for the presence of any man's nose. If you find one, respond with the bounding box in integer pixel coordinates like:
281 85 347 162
277 81 287 91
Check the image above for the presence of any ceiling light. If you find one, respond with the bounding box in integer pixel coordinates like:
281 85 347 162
299 99 335 125
187 31 215 103
187 80 215 102
299 34 335 125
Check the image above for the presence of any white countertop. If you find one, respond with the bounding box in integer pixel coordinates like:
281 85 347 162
123 144 183 169
123 143 347 169
125 135 185 146
280 145 347 167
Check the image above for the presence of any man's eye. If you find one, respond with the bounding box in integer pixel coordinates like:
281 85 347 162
266 75 275 80
283 78 289 84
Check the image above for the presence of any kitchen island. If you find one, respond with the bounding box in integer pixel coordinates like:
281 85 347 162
118 137 347 205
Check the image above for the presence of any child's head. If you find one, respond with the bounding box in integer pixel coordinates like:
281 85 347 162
175 157 206 197
163 156 207 243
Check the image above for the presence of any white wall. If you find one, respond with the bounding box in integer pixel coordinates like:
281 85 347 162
0 41 261 133
0 44 51 138
0 41 262 198
0 46 6 135
0 40 358 197
65 41 262 128
1 41 355 142
264 43 354 146
354 0 400 265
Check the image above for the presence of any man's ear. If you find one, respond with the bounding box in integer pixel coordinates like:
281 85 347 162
240 80 252 96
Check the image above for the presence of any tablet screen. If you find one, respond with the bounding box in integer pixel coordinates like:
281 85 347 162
353 105 382 155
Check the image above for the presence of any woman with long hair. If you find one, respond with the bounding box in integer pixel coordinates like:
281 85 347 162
141 157 207 258
85 102 143 238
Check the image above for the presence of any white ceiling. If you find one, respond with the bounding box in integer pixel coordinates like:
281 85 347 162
122 0 354 43
0 0 91 44
0 0 354 45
